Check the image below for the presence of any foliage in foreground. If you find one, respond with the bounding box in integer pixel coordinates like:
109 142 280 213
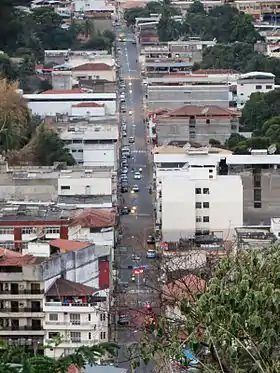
0 341 118 373
137 245 280 372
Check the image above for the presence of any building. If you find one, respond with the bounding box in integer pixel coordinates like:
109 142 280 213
58 118 119 168
44 50 114 67
154 146 280 227
145 71 233 112
71 63 116 82
0 164 116 206
0 241 110 349
140 39 216 77
57 168 117 206
155 163 243 241
236 71 275 109
23 90 117 116
0 203 116 251
43 278 109 358
171 0 224 15
233 0 280 20
152 105 240 145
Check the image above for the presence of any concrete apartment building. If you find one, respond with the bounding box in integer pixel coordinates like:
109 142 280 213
0 163 117 207
0 241 110 350
58 118 119 169
236 71 275 109
44 50 114 68
153 146 280 234
154 152 243 241
140 39 216 77
152 105 240 145
145 72 233 111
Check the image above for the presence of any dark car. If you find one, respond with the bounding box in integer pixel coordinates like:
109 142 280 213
121 185 128 193
121 206 130 215
118 315 129 325
146 235 155 245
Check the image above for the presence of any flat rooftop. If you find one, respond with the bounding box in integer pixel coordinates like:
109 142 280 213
57 120 118 141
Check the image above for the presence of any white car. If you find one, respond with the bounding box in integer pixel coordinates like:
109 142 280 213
134 172 141 180
132 185 139 192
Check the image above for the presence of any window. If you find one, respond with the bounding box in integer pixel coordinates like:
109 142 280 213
195 188 201 194
70 332 81 342
256 85 262 89
266 85 272 89
196 216 202 222
254 202 262 208
78 149 83 153
195 202 202 209
88 332 92 340
100 332 106 340
203 188 209 194
231 124 237 130
203 202 209 208
49 313 58 321
22 227 34 235
254 189 261 201
88 314 91 321
203 216 210 223
44 227 60 234
70 313 80 325
0 227 13 235
61 185 70 190
206 119 210 124
100 314 106 321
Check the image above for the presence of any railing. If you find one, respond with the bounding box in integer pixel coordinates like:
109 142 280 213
44 321 97 326
45 339 98 345
0 289 44 295
0 326 42 331
0 308 43 313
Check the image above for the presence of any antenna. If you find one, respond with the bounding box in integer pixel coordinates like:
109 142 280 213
268 144 277 154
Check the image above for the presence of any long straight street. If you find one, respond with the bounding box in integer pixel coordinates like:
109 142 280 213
114 28 157 373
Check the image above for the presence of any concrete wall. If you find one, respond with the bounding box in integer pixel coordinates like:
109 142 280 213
148 85 230 111
58 176 112 196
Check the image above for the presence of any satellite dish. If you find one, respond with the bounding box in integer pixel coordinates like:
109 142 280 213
268 144 277 154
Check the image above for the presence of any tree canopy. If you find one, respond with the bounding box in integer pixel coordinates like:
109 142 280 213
139 245 280 372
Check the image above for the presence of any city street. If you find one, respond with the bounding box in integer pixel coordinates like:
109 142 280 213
114 28 157 373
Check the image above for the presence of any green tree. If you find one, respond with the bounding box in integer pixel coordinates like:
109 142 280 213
139 245 280 372
35 126 75 166
0 54 19 81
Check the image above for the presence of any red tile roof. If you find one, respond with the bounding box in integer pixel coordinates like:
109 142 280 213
162 274 206 304
41 89 84 94
45 278 96 297
0 253 43 267
72 63 112 71
49 239 90 253
0 248 22 258
72 102 104 108
68 365 80 373
121 1 147 8
69 208 117 228
160 105 240 118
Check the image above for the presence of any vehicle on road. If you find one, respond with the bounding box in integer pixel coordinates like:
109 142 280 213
134 171 141 180
122 130 127 137
121 185 128 193
132 253 141 261
138 167 143 172
146 235 155 245
122 167 128 174
118 315 129 325
128 136 135 143
129 110 133 116
146 249 157 259
121 160 128 168
121 206 130 215
132 185 139 192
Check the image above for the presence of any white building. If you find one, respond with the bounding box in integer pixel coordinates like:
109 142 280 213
236 71 275 109
23 90 116 116
59 120 119 169
156 164 243 241
58 169 117 206
71 63 116 82
43 278 109 359
73 0 115 12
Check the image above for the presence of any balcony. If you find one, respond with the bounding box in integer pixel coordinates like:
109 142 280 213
0 326 44 336
43 321 99 330
0 289 44 300
44 300 107 313
0 308 44 318
44 339 99 348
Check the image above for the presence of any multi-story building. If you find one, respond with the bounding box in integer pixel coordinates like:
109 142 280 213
71 63 116 82
236 71 275 109
145 72 233 112
0 240 110 349
44 50 114 67
43 278 109 359
171 0 224 15
0 203 116 250
140 39 216 77
155 155 243 241
152 105 240 145
58 119 119 169
154 146 280 230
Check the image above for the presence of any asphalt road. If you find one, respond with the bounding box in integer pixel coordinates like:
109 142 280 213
114 28 157 373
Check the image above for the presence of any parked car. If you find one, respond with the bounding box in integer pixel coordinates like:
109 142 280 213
121 185 128 193
128 136 135 143
132 185 139 192
121 206 130 215
146 249 157 259
122 168 128 174
118 315 129 325
134 171 141 180
146 235 155 245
